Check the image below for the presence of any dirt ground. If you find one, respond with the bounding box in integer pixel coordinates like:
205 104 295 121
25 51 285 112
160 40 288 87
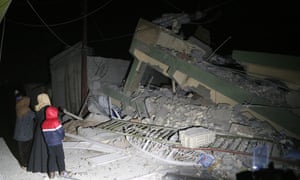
0 118 205 180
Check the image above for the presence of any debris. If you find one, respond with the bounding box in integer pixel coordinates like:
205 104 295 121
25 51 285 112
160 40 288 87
87 152 130 166
65 133 125 153
197 153 215 168
252 145 269 170
179 127 216 148
63 109 84 121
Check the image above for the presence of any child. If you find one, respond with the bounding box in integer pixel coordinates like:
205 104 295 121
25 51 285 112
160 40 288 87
41 106 68 179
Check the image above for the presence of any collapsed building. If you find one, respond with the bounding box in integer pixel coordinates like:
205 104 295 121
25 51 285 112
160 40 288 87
49 18 300 179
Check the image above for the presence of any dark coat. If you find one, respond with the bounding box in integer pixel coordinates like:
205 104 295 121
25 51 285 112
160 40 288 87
13 111 35 141
14 97 35 141
27 106 58 173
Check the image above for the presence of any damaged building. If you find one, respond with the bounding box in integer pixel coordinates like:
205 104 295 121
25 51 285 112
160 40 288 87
47 18 300 179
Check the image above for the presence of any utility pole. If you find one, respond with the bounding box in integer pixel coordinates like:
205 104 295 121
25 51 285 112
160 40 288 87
81 0 88 104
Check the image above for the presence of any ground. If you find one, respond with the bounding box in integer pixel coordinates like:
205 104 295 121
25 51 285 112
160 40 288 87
0 137 188 180
0 118 206 180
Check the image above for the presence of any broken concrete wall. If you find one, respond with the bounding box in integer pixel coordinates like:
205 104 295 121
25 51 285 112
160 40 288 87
87 56 130 95
124 18 300 138
232 50 300 88
86 56 130 115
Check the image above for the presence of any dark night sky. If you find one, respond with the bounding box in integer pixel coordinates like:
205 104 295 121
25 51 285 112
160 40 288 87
0 0 299 85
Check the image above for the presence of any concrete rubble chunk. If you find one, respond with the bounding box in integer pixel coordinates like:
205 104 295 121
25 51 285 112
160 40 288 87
229 123 254 138
179 127 216 148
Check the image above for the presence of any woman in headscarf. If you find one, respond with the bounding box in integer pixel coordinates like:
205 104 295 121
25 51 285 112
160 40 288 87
27 93 58 173
14 94 35 169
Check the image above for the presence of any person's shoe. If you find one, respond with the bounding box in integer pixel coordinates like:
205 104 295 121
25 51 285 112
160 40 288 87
59 170 71 177
49 172 55 179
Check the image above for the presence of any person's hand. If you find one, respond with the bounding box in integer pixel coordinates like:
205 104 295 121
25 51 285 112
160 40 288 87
58 107 64 113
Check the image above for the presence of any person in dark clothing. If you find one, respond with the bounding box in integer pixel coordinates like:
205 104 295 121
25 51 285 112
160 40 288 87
27 93 58 174
14 94 35 169
42 106 68 179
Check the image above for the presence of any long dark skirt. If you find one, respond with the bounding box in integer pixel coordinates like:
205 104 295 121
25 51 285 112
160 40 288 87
27 107 58 173
26 125 49 172
17 140 32 167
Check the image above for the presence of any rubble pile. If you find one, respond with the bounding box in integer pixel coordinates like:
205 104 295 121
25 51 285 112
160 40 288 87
121 87 300 178
65 86 300 179
129 87 276 139
159 45 288 105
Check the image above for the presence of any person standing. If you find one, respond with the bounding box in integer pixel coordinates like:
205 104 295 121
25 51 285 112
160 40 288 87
14 93 35 169
27 93 58 173
42 106 68 179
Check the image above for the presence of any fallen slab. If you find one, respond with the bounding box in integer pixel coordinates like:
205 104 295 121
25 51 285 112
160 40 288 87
65 133 125 153
87 152 130 166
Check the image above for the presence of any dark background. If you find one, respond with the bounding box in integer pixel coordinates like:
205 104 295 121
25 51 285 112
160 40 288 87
1 0 299 85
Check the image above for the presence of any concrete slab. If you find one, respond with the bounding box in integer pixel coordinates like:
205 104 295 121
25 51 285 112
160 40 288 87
87 152 130 166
